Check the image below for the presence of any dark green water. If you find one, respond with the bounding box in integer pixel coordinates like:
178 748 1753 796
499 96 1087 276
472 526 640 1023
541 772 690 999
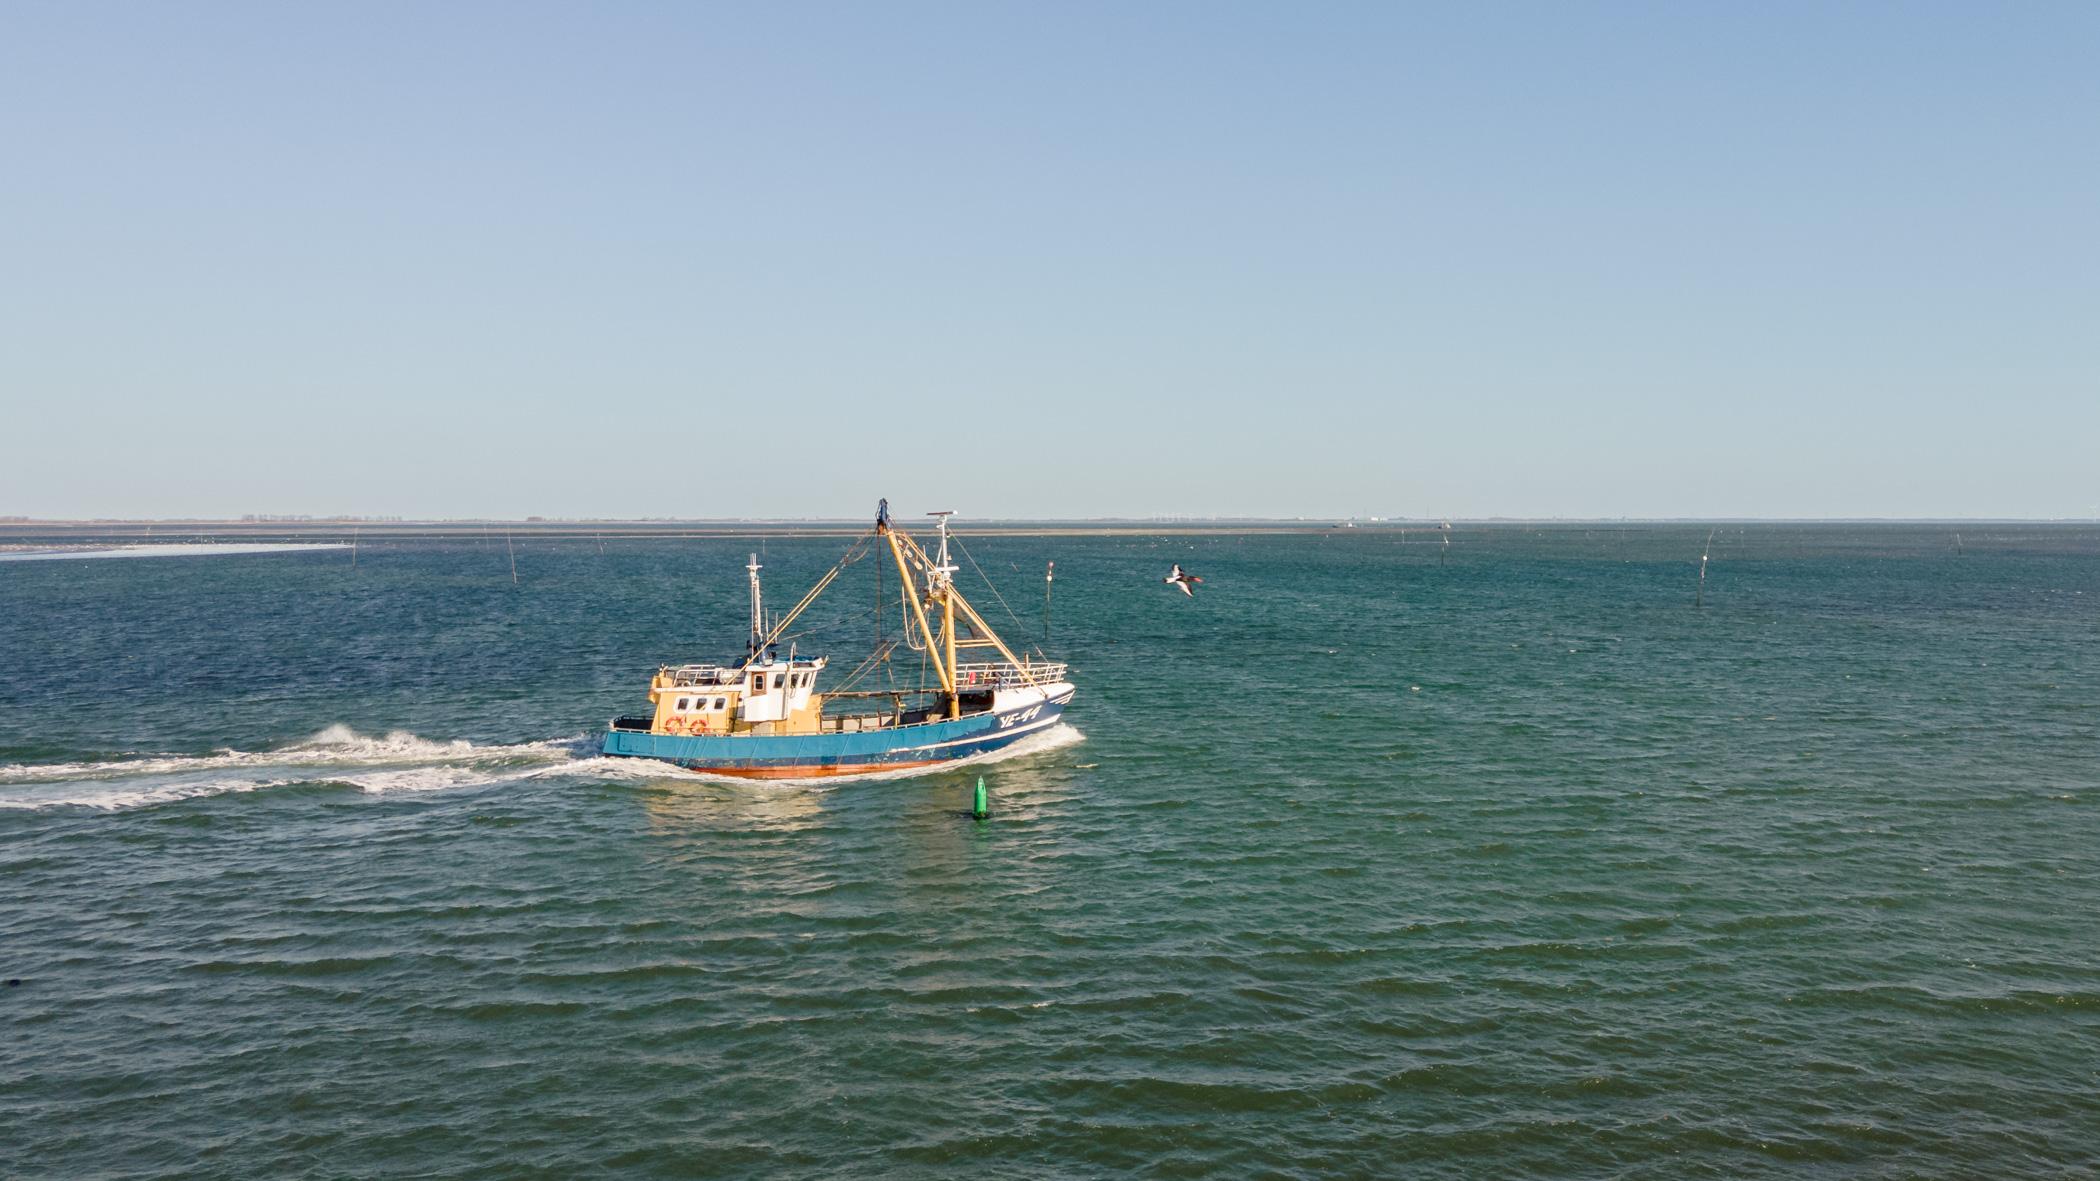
4 526 2097 1178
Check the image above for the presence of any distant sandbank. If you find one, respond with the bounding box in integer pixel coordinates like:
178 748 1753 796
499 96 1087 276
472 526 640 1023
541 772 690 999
0 543 352 562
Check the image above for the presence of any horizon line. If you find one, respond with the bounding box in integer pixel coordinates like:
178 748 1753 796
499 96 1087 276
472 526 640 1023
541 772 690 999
5 515 2099 527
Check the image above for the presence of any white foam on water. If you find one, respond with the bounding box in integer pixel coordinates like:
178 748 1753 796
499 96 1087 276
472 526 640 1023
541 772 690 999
0 726 583 811
0 777 305 812
0 722 1089 811
528 755 705 784
0 725 575 783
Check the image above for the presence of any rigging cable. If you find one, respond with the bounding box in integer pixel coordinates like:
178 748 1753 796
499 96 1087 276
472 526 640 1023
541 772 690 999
831 639 899 693
952 534 1032 643
744 532 875 660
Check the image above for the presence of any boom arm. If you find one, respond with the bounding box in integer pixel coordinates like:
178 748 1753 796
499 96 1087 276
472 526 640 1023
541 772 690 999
883 526 954 695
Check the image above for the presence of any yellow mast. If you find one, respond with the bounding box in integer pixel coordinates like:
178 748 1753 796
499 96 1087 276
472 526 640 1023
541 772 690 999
879 506 1042 716
880 519 953 698
943 590 958 718
889 527 1034 669
946 589 1034 674
929 510 961 719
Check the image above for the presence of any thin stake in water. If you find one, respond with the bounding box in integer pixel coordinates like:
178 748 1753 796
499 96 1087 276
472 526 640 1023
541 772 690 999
1044 561 1054 642
1696 528 1715 608
507 533 518 585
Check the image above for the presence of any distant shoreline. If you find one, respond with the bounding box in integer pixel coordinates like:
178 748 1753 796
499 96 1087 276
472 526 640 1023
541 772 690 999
2 518 2094 545
0 542 352 562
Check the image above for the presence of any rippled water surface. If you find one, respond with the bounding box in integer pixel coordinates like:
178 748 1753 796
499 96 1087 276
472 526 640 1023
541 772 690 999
4 526 2097 1177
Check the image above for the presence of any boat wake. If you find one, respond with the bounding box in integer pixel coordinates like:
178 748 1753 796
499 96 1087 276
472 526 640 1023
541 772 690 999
0 722 1089 811
0 725 583 812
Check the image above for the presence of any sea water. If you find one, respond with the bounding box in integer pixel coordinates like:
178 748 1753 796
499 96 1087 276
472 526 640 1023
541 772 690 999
2 526 2096 1177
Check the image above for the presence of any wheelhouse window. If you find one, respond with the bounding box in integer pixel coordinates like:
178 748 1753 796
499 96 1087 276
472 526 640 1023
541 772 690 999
677 697 690 711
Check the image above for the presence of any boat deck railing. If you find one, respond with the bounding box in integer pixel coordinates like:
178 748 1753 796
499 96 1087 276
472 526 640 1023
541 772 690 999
665 658 823 687
953 661 1069 688
665 665 742 687
820 712 895 733
666 660 1065 692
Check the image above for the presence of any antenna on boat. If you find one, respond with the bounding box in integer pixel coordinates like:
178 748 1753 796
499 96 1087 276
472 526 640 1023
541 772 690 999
747 553 764 656
927 511 957 588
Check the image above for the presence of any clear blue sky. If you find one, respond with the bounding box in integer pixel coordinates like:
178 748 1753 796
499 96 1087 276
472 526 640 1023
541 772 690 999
3 2 2095 519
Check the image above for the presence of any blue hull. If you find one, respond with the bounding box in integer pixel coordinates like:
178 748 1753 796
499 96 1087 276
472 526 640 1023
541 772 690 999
600 693 1070 778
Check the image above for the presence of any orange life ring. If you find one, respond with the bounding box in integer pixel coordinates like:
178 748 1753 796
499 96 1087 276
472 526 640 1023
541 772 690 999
689 717 710 735
662 716 687 735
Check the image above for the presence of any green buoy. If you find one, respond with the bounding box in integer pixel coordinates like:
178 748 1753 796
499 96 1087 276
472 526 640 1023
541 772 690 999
971 776 989 820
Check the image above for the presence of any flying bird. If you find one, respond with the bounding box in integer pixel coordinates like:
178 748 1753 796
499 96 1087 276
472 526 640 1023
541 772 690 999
1165 564 1202 597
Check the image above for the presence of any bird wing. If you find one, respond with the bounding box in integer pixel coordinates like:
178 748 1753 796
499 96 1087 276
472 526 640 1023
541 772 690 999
1178 580 1194 596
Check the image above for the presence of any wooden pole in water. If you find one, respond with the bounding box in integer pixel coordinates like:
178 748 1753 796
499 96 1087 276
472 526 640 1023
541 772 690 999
507 533 518 584
1043 561 1054 643
1696 528 1714 608
351 526 358 569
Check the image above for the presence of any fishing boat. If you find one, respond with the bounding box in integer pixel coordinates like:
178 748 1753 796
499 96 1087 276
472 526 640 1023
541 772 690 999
601 501 1075 779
